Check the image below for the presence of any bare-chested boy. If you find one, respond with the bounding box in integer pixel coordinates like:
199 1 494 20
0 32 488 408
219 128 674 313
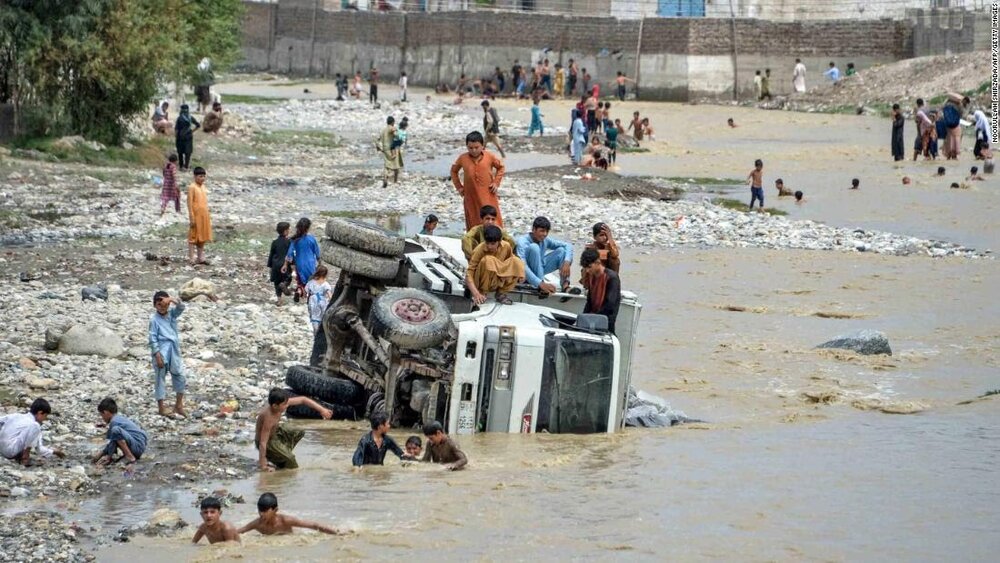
747 159 765 211
255 388 332 472
192 497 240 544
628 111 643 142
238 493 345 536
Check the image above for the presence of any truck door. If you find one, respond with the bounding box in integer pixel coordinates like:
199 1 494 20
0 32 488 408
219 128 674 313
476 326 517 432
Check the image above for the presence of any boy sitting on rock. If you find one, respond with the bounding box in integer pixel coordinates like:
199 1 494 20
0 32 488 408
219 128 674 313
192 496 240 544
255 388 332 472
238 493 345 536
92 398 147 470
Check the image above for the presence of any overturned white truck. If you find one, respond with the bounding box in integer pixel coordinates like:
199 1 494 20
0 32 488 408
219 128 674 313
286 218 642 434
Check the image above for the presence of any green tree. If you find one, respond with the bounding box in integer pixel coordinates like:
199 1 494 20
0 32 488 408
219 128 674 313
0 0 244 145
169 0 245 89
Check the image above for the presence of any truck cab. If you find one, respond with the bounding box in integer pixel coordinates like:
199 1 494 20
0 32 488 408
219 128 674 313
402 235 642 434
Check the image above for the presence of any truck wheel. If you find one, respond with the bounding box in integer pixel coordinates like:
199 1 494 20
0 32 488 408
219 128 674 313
366 392 386 417
283 390 358 420
371 288 453 349
285 365 364 405
324 217 405 257
321 240 401 280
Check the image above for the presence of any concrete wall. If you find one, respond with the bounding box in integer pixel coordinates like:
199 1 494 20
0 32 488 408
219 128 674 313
239 0 983 101
909 8 990 57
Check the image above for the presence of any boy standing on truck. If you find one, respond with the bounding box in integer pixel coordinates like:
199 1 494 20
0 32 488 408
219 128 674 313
466 225 525 306
255 388 332 472
421 421 468 471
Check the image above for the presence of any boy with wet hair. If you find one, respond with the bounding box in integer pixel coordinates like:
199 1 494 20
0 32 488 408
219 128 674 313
255 388 332 472
794 191 805 204
850 178 860 190
747 159 765 211
936 166 946 176
267 222 293 306
149 290 187 418
238 493 344 536
421 421 468 471
93 398 148 469
351 411 412 467
404 436 422 458
0 398 64 465
967 166 985 181
193 496 240 544
775 178 793 197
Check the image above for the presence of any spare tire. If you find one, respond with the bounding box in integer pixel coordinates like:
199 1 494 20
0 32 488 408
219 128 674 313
325 217 405 257
321 240 401 280
371 287 453 349
285 365 364 405
283 389 358 420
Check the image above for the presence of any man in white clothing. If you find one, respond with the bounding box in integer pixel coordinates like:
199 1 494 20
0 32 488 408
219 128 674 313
0 398 62 465
793 58 806 93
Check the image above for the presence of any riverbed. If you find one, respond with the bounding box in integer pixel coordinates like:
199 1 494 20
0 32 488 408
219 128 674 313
2 77 998 560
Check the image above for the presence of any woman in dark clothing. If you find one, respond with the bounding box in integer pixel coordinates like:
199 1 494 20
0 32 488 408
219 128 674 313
174 104 200 171
891 103 905 162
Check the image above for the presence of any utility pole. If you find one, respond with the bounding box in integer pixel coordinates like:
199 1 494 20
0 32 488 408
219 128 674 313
729 0 739 101
634 16 644 99
308 0 319 75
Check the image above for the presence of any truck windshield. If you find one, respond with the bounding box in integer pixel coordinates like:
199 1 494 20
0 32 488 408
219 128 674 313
537 334 614 433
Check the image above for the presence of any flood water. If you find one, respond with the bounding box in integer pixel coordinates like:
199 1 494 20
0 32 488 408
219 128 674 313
24 83 1000 559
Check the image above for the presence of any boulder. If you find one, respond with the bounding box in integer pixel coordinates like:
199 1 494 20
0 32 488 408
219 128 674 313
81 285 108 301
816 329 892 356
180 278 216 302
146 508 187 530
25 375 59 390
44 323 72 351
57 325 124 358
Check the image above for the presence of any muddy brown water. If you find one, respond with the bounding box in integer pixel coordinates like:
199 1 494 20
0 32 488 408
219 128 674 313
60 246 1000 561
10 83 1000 559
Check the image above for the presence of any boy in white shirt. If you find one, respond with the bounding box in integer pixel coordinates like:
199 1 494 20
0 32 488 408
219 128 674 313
399 71 408 102
0 398 63 465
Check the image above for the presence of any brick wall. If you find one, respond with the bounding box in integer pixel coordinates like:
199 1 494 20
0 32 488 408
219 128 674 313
242 2 275 49
239 0 971 100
